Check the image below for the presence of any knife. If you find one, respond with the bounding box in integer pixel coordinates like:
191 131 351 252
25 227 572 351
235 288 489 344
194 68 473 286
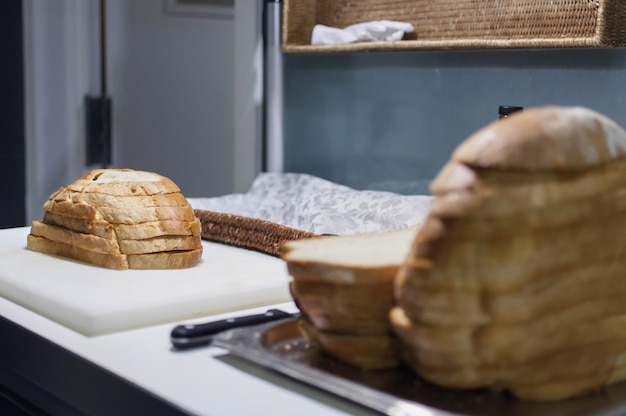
170 309 297 349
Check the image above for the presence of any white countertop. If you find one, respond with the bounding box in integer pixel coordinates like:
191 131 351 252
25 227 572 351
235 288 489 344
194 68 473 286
0 294 380 416
0 225 377 415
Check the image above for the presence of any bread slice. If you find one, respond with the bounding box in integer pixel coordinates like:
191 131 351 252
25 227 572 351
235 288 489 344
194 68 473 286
43 194 102 220
96 206 196 225
50 187 190 209
44 198 195 224
43 212 201 240
118 235 201 255
114 218 201 240
27 234 128 270
30 220 121 255
70 191 190 209
127 248 203 269
299 317 402 370
289 280 394 335
43 212 115 239
281 225 419 283
31 220 201 256
27 234 203 270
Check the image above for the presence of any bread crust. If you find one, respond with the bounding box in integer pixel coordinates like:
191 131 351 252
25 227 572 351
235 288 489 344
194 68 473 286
66 169 180 196
452 106 626 171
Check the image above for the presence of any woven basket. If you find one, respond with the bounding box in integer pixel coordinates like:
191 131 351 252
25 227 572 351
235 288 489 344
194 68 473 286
195 210 318 257
282 0 626 52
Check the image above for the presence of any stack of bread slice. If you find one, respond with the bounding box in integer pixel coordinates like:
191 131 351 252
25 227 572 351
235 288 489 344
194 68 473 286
27 169 202 270
392 106 626 400
282 226 419 369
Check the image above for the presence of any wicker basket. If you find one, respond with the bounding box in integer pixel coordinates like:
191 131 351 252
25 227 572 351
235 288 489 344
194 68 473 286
282 0 626 52
194 210 318 257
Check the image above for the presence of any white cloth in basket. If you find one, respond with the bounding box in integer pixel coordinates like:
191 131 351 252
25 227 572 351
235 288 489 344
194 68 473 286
188 173 432 236
311 20 414 46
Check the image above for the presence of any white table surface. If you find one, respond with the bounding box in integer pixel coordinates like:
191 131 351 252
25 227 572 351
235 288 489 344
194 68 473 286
0 280 379 415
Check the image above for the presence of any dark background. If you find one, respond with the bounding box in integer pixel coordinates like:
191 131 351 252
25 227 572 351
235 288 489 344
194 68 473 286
0 0 25 229
0 2 31 413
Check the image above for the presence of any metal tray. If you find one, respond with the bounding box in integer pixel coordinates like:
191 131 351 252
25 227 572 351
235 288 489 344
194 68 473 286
212 317 626 416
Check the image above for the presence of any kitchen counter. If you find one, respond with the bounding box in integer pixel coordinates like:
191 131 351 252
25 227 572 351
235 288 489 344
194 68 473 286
0 227 377 416
1 297 379 415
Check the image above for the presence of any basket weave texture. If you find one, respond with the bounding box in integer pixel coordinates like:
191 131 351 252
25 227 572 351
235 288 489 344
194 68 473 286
283 0 626 52
195 210 318 257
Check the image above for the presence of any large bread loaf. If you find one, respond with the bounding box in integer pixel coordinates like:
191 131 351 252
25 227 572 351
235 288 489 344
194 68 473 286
392 106 626 401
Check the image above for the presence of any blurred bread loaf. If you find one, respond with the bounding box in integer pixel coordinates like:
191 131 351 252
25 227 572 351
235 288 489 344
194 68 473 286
27 169 202 270
392 106 626 401
282 225 419 369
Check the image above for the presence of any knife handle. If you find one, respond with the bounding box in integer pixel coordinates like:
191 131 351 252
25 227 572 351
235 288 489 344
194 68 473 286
170 309 294 349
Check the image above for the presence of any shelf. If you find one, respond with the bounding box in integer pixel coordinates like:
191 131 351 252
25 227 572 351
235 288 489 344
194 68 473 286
282 0 626 53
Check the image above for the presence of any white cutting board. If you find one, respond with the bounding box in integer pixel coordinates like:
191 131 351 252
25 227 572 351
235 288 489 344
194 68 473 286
0 227 293 336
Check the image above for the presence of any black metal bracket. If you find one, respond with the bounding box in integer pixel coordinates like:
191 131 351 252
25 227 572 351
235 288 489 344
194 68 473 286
85 0 111 168
85 95 112 167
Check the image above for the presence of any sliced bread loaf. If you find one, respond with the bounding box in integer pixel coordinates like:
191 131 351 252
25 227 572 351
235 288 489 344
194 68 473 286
27 168 202 270
392 106 626 401
281 225 419 369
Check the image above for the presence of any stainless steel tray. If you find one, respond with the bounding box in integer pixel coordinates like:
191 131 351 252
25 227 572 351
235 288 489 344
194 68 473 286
212 317 626 416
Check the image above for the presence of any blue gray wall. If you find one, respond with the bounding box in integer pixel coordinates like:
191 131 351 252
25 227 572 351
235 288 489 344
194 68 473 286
283 48 626 194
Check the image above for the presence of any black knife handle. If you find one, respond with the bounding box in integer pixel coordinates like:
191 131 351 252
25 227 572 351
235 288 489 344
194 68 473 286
170 309 294 349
